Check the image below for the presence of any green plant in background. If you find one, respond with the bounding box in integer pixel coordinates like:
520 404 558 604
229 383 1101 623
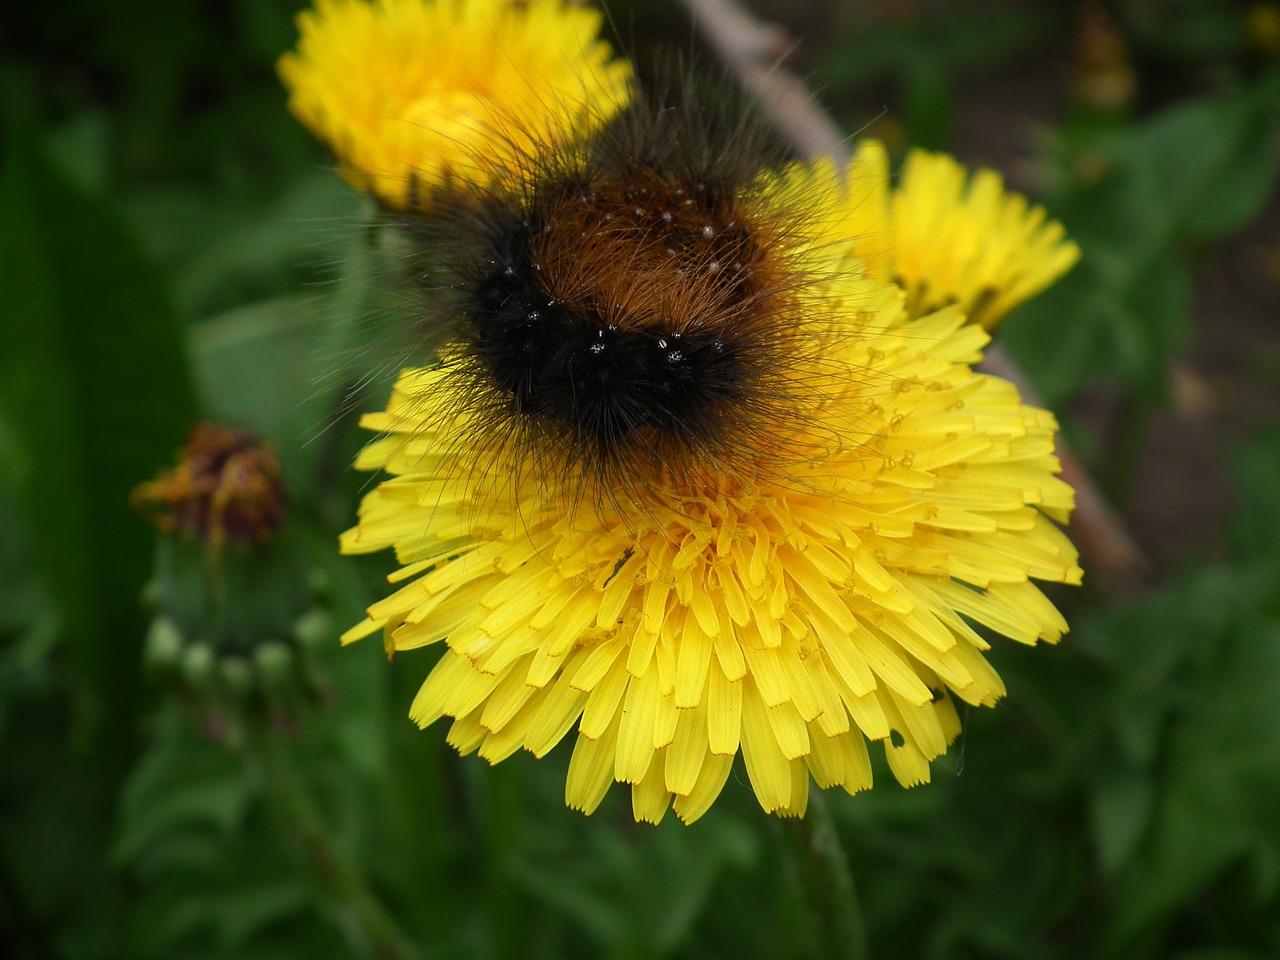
2 1 1280 959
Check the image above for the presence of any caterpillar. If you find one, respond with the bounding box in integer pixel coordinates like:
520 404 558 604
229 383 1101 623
387 75 861 519
314 0 1082 825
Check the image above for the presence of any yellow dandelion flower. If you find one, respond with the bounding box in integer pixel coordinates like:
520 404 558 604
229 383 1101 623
841 139 1081 329
338 123 1082 822
277 0 632 209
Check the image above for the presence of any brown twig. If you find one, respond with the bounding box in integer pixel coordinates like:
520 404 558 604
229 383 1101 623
678 0 1146 589
677 0 850 164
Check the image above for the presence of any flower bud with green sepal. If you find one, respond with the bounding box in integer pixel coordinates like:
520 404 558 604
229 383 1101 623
133 423 335 742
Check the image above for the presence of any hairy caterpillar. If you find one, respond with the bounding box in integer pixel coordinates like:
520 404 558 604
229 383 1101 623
314 1 1082 824
383 74 867 521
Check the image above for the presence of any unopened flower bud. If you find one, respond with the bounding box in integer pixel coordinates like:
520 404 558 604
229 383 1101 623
253 640 296 695
144 616 186 676
292 609 333 652
180 641 217 693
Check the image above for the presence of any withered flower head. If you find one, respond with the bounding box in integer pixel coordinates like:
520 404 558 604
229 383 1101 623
133 424 286 549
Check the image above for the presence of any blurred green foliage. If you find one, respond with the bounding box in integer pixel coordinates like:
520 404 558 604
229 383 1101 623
2 1 1280 958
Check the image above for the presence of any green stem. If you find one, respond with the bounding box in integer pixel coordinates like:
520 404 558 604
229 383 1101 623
779 792 870 960
253 731 416 960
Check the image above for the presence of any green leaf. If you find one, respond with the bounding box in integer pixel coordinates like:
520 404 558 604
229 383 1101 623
1101 69 1280 244
189 295 332 472
0 127 196 772
512 809 759 955
1228 427 1280 563
171 170 364 320
1107 584 1280 950
1091 766 1156 875
114 726 254 868
1005 68 1280 402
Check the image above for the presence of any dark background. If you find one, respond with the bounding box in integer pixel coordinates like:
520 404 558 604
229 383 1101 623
2 1 1279 957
